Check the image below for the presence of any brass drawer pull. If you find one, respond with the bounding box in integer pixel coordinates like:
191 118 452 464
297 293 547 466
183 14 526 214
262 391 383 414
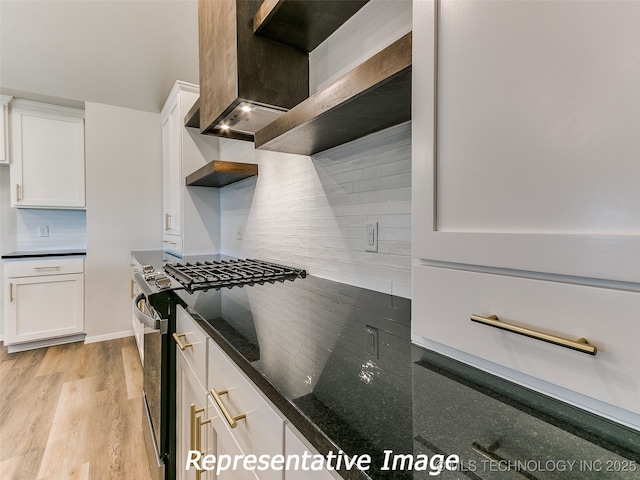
470 314 597 356
195 413 211 480
190 403 204 451
210 388 246 428
165 213 171 231
173 332 194 351
9 283 14 302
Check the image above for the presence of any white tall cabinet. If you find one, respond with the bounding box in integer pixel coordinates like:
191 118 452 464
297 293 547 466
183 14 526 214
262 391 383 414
161 82 220 257
412 0 640 429
10 100 85 208
0 95 11 164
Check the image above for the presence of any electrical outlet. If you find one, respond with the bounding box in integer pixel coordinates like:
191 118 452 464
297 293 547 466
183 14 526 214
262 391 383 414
38 225 49 237
366 325 379 358
236 225 243 240
365 222 378 252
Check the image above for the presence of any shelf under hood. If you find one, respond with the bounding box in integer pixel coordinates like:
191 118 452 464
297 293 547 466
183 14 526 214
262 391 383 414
186 160 258 188
254 32 412 156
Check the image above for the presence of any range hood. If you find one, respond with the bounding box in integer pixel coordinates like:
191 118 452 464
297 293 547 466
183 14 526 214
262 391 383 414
193 0 309 141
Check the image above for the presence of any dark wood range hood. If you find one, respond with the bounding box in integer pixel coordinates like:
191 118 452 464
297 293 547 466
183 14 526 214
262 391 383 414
193 0 308 141
188 0 411 156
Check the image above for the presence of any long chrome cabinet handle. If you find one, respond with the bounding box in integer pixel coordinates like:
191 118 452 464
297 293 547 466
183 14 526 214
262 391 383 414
34 266 61 271
210 388 246 428
165 213 170 231
16 184 21 202
470 314 597 356
173 333 194 351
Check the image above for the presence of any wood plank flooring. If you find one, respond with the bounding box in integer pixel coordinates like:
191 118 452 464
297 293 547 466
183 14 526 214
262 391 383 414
0 337 152 480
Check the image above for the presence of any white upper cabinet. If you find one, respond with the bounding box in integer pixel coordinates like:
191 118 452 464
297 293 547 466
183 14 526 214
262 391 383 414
0 95 11 164
10 100 85 208
161 81 220 257
412 0 640 284
412 0 640 427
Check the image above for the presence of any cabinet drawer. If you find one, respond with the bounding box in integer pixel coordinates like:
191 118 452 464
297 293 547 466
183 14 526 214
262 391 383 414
207 338 284 480
413 265 640 415
176 306 207 387
4 257 84 278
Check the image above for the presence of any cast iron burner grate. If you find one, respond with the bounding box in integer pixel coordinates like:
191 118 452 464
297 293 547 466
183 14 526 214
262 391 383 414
163 259 306 293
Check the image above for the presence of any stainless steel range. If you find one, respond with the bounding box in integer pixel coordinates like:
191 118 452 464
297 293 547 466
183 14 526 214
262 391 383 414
133 256 305 480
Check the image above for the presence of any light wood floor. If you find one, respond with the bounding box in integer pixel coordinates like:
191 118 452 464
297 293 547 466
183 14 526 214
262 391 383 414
0 337 152 480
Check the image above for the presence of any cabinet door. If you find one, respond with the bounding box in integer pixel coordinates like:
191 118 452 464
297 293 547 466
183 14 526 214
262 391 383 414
0 95 11 164
284 425 339 480
10 101 85 208
177 352 209 480
412 0 640 283
162 101 182 237
4 273 84 344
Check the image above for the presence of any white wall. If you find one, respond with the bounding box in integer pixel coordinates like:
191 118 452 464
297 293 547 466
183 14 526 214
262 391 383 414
14 209 85 251
84 102 162 341
0 0 199 113
220 123 412 298
218 0 414 298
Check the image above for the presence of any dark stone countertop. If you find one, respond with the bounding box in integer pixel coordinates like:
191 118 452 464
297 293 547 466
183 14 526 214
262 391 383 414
133 250 640 480
2 249 86 259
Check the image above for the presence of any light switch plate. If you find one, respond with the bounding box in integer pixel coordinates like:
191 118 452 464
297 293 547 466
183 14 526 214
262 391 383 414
236 225 243 240
38 225 49 237
365 222 378 252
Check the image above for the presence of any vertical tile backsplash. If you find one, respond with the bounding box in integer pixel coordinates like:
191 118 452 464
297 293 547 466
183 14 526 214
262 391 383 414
220 123 411 298
16 208 86 251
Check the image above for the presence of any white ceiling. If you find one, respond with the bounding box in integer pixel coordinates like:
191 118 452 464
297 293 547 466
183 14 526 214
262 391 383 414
0 0 200 113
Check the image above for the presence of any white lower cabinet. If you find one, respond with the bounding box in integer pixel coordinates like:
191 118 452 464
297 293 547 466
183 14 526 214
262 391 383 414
176 305 342 480
207 337 284 480
284 426 340 480
2 256 84 351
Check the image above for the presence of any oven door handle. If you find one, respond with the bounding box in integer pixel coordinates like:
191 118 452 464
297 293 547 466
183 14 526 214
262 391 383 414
134 293 168 334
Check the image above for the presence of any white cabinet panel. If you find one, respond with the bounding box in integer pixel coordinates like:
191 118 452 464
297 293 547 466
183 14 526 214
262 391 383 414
161 81 220 257
0 95 11 164
3 256 85 349
412 0 640 283
284 425 340 480
207 338 284 480
413 265 640 417
10 100 85 208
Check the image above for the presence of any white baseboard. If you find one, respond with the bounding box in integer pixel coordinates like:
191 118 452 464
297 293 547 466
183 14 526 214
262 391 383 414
84 330 134 344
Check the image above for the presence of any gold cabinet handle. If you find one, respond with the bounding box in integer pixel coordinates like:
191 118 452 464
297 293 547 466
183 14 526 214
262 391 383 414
165 213 170 231
9 283 14 302
173 332 194 351
130 279 135 299
190 403 204 451
195 413 211 480
470 314 597 356
210 388 246 428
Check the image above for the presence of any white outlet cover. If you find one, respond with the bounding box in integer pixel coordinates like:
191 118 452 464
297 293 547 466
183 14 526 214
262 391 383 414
365 222 378 252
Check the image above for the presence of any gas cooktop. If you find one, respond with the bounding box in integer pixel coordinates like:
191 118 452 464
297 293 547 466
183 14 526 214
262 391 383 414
163 258 306 293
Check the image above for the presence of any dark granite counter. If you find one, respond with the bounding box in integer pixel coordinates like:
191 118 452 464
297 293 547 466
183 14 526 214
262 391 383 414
2 248 86 259
132 250 639 480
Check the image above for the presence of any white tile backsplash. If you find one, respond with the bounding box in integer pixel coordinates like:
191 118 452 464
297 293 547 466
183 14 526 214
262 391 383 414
220 122 411 298
15 208 86 251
